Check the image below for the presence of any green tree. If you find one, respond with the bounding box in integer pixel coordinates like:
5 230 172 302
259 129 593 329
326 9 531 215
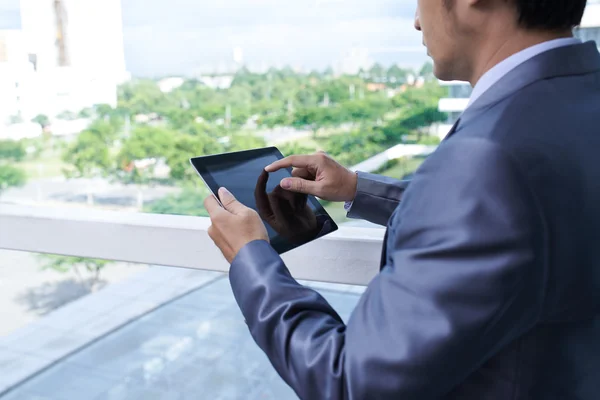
63 120 118 179
387 65 408 85
419 61 435 80
295 89 318 108
261 112 292 128
63 131 112 178
144 187 210 217
117 126 175 183
165 133 223 182
118 79 177 116
78 108 94 119
322 67 334 78
279 141 319 156
315 78 364 104
8 114 23 124
369 63 386 82
56 111 78 120
95 104 114 119
39 255 110 291
293 105 352 137
384 83 447 143
225 133 265 152
323 130 385 166
340 97 392 122
0 140 26 161
0 165 26 194
32 114 50 129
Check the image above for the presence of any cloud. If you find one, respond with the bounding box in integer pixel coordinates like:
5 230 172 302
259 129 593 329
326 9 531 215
0 0 426 76
0 0 20 29
121 0 425 76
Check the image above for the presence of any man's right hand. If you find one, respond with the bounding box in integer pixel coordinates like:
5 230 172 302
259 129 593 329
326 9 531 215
265 152 358 202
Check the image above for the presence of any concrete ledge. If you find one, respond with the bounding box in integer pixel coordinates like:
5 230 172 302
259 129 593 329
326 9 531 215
0 204 385 285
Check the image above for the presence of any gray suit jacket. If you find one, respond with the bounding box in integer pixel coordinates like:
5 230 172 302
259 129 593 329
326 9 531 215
229 42 600 399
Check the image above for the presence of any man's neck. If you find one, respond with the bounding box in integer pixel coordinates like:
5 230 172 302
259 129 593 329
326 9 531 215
468 30 574 86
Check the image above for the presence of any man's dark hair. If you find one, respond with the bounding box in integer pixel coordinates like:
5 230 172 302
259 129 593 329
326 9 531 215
516 0 587 30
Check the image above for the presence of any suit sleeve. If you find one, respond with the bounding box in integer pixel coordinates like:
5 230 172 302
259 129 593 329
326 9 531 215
228 138 545 400
345 171 410 226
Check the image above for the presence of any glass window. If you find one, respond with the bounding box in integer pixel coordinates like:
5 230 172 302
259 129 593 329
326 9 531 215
1 0 443 397
0 250 363 399
0 1 439 229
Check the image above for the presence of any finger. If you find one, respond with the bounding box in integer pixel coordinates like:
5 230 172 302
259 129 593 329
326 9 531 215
204 195 225 217
207 226 235 263
265 155 317 173
254 171 273 218
280 177 319 195
292 168 314 180
207 225 217 241
218 187 247 215
291 169 315 208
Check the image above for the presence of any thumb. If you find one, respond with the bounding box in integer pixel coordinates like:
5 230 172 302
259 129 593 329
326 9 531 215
218 187 247 215
280 177 319 195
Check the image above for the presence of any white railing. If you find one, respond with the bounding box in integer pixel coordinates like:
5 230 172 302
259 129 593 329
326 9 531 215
0 204 385 286
438 97 469 113
350 144 436 173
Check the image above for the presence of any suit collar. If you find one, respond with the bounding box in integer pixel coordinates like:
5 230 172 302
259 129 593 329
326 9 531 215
460 41 600 125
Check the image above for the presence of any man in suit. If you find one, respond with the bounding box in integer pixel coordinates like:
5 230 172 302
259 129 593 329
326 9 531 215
205 0 600 398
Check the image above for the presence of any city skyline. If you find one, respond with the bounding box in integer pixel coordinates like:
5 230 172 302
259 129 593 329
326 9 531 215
0 0 428 77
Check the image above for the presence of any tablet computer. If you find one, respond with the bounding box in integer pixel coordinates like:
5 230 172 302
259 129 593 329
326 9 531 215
190 146 338 254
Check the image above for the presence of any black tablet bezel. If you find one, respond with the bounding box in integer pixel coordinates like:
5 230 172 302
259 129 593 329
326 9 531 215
190 146 339 254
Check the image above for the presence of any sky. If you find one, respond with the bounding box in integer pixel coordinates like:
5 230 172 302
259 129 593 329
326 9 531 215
0 0 428 77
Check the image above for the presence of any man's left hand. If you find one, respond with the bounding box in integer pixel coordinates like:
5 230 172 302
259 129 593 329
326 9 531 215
204 187 269 263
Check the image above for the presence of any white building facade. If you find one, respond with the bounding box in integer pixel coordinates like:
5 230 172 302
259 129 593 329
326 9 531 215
0 0 129 139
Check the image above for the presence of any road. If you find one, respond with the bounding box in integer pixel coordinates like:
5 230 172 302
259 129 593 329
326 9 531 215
0 177 180 209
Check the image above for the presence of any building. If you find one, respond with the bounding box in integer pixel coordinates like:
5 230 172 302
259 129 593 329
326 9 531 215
437 81 471 133
158 77 185 94
19 0 128 82
336 47 373 76
0 30 33 126
576 1 600 45
199 75 235 90
437 3 600 133
0 0 129 138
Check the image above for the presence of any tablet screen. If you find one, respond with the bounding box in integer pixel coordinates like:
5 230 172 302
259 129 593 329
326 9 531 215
190 147 338 254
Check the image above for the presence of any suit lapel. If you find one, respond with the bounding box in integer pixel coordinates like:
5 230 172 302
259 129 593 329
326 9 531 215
379 229 389 270
443 118 461 141
379 119 462 270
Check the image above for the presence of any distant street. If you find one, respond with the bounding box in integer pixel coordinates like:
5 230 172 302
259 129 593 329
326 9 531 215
0 177 180 210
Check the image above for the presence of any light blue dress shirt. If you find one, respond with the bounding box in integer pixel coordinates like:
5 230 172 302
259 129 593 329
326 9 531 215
467 37 581 108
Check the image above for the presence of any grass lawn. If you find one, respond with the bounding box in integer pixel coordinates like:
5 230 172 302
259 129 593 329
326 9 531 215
17 156 68 180
322 200 351 225
377 156 426 180
321 156 426 225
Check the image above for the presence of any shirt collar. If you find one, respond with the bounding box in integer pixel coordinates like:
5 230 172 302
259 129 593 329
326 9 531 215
467 37 582 108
